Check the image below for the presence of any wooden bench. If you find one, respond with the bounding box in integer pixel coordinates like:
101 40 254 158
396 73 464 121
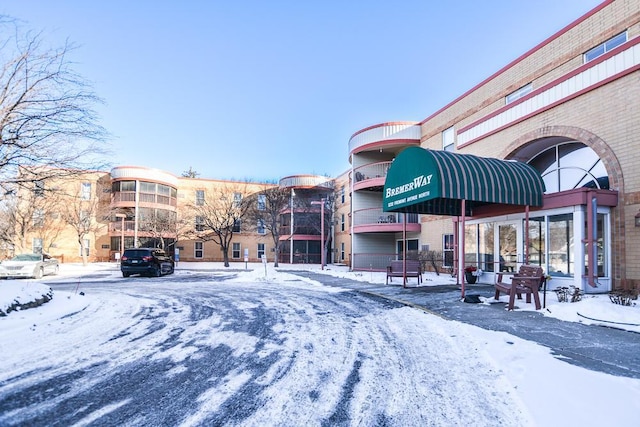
386 260 422 286
494 265 544 310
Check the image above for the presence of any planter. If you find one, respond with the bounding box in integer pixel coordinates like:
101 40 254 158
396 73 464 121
465 272 477 284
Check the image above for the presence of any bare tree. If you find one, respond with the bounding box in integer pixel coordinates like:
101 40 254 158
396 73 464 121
0 20 109 194
60 180 109 265
181 167 200 178
6 179 65 254
295 194 335 267
0 190 17 258
245 186 291 267
138 209 177 250
188 184 253 267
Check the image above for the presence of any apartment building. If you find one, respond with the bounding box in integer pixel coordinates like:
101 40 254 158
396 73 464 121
4 1 638 295
350 0 640 294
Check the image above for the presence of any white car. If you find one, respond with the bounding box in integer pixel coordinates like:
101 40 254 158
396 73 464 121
0 253 60 279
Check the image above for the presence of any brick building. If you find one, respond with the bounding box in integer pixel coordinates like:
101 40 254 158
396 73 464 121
349 0 640 293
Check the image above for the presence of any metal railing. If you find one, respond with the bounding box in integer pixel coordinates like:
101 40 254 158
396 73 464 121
353 161 392 183
112 191 177 207
352 209 418 226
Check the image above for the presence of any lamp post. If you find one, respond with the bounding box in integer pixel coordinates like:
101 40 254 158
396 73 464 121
311 199 325 269
115 213 126 262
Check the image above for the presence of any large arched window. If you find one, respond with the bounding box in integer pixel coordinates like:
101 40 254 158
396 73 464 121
527 142 609 193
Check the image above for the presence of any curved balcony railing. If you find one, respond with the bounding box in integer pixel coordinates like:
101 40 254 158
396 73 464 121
111 191 177 208
353 209 419 226
353 161 391 190
352 208 420 233
349 122 420 155
110 220 136 233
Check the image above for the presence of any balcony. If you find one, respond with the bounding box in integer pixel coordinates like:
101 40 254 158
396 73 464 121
349 122 420 156
353 161 391 191
352 208 420 234
111 191 177 208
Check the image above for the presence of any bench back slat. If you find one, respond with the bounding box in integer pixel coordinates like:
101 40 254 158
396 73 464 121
390 260 421 273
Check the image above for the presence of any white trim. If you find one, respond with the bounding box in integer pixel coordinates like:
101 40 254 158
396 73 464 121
458 43 640 145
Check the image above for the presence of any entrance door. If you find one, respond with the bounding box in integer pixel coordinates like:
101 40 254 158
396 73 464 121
497 221 522 274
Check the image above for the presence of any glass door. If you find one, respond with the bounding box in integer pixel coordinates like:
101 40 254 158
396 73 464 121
497 221 521 274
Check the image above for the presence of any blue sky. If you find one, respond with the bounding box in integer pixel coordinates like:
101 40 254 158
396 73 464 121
1 1 603 182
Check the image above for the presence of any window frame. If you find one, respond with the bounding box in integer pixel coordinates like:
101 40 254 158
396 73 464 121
506 83 532 104
442 126 455 152
257 243 265 259
584 31 627 63
232 242 241 259
195 190 205 206
443 234 454 268
81 182 92 200
33 238 43 254
194 241 204 258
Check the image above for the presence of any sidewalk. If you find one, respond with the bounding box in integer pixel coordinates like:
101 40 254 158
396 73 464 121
288 270 640 380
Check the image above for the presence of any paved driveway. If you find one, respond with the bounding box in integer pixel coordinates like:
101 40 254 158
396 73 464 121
287 270 640 379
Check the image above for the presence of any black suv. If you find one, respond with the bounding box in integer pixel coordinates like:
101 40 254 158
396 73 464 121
121 248 175 277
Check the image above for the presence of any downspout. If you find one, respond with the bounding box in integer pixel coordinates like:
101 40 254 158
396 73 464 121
452 217 459 286
587 191 597 287
460 199 466 298
524 205 530 265
403 213 407 288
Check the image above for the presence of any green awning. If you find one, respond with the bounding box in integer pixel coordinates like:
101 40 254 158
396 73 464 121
383 147 545 216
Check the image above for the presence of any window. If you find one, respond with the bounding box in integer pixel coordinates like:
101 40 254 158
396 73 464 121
194 242 203 258
139 182 156 193
257 219 266 234
340 242 345 261
232 242 241 258
32 209 45 228
233 193 242 207
80 210 91 227
340 187 345 204
506 83 532 104
195 216 205 232
528 141 609 193
34 180 45 197
443 234 454 268
548 214 574 277
233 219 241 233
157 184 171 196
585 213 607 277
80 239 90 257
442 127 455 152
257 194 266 210
33 238 43 254
397 239 419 260
195 190 205 206
341 214 345 232
584 31 627 62
112 180 136 192
527 217 546 267
257 243 265 259
81 182 91 200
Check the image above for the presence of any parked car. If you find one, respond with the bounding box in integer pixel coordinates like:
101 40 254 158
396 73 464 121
120 248 174 278
0 253 60 279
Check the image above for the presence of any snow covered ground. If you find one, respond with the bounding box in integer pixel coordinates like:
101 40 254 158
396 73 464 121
1 262 640 426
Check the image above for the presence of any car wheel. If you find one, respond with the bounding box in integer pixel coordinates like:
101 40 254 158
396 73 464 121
34 268 44 279
153 266 162 277
53 265 59 275
122 272 130 278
